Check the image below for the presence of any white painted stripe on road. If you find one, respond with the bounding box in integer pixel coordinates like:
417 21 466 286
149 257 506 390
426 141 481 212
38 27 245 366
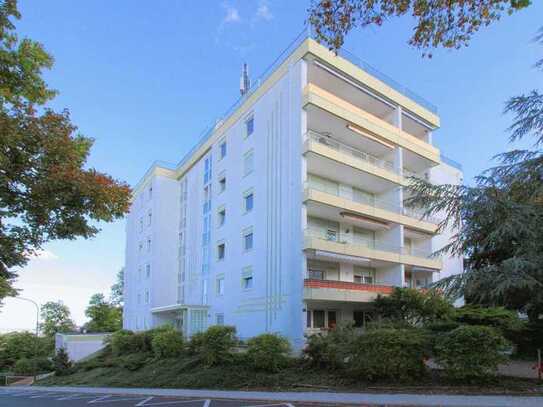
141 399 210 406
242 404 295 407
135 396 154 406
89 396 149 404
88 395 112 403
59 394 108 400
202 400 211 407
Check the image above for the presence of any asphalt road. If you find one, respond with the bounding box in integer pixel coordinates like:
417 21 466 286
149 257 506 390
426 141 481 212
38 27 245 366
0 388 359 407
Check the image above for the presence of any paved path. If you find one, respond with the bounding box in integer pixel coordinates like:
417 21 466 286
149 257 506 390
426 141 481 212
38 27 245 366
0 385 542 407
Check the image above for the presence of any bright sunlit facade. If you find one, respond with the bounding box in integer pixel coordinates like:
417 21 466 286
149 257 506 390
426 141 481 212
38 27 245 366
123 32 463 349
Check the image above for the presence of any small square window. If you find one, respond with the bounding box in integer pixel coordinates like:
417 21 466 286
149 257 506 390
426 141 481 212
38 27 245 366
216 313 225 325
218 207 226 227
219 176 226 193
216 278 224 296
147 238 152 252
147 211 152 226
146 264 151 278
242 276 253 290
139 218 143 232
244 192 254 212
138 242 143 253
148 186 153 199
243 231 253 251
245 116 254 138
219 140 227 159
144 289 150 304
217 242 225 260
243 150 254 176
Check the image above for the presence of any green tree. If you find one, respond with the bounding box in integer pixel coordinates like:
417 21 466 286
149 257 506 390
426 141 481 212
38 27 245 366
84 293 122 333
373 287 454 327
0 0 131 305
406 30 543 321
0 331 53 369
110 268 124 306
40 301 75 337
308 0 532 54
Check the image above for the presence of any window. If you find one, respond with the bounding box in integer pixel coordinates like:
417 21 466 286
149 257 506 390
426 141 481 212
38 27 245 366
242 267 253 290
218 174 226 193
245 115 254 138
309 269 324 280
204 156 212 185
145 264 151 278
147 238 151 252
325 229 338 242
216 276 224 296
148 186 153 200
137 293 141 305
243 190 254 213
217 242 225 261
216 313 225 325
313 310 325 328
139 218 143 232
219 139 227 159
138 267 142 281
354 267 375 285
138 242 143 253
243 150 254 176
147 211 152 226
144 289 150 304
243 229 253 251
217 207 226 227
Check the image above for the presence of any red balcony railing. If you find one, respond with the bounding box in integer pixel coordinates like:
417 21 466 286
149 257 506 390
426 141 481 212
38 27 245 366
304 279 394 294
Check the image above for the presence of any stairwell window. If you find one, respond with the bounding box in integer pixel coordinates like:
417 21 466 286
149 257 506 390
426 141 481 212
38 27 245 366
245 115 254 138
243 150 254 176
147 210 152 226
218 173 226 193
241 267 253 290
242 227 254 252
216 313 225 325
216 275 225 296
144 289 150 304
217 241 226 261
219 138 227 159
243 189 254 213
145 264 151 279
217 206 226 227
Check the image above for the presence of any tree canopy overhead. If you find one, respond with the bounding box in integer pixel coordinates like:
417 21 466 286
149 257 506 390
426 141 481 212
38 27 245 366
308 0 532 54
0 0 131 304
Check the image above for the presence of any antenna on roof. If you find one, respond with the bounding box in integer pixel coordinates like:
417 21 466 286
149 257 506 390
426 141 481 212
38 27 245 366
240 63 250 96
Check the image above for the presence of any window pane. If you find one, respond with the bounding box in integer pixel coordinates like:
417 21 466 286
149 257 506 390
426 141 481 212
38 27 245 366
313 310 325 328
245 193 253 211
246 117 254 136
328 311 337 328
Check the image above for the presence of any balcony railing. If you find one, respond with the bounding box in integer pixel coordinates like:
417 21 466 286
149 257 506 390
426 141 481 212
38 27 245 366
306 130 397 175
305 228 434 259
304 278 394 294
304 181 440 225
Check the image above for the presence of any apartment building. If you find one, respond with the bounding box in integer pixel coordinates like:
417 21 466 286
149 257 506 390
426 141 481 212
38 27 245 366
123 30 463 349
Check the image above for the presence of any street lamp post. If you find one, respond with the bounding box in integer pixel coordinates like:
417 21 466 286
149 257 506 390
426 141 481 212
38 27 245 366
12 296 40 337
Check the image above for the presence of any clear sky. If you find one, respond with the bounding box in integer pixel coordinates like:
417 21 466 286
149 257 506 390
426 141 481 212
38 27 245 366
1 0 542 332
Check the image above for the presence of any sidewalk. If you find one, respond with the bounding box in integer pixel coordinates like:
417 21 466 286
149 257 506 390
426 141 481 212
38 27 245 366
15 385 543 407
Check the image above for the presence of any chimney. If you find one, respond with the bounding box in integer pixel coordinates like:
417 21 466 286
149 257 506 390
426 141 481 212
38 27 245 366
240 63 250 96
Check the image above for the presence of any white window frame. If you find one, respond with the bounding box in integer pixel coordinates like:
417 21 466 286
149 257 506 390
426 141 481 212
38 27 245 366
219 138 227 160
217 241 226 261
217 206 226 227
243 189 254 213
242 227 254 252
244 114 254 139
243 149 254 176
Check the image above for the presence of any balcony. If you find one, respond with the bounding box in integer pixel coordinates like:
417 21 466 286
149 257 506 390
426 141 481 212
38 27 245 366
303 83 441 165
304 131 404 189
304 182 439 234
304 278 393 303
304 228 441 271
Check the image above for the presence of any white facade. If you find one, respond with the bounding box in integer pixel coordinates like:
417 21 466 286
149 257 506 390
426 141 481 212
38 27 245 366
123 35 463 349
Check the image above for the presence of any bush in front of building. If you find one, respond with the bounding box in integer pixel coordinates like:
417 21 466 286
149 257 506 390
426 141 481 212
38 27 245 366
434 325 509 382
348 328 430 382
151 325 184 358
52 347 73 376
303 322 357 370
189 325 238 367
246 333 291 372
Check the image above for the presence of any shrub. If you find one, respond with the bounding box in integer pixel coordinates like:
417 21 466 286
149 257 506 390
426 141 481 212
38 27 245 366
434 325 509 382
0 332 54 370
117 353 150 371
52 347 73 376
151 326 184 358
454 306 522 332
189 326 237 367
246 333 291 372
14 358 34 375
303 322 357 370
109 330 147 356
349 328 430 382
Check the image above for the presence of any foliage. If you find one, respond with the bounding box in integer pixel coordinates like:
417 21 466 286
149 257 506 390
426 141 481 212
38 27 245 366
151 325 184 358
52 347 73 376
0 331 53 369
373 288 454 327
246 333 291 372
308 0 531 54
454 305 523 332
109 330 146 356
348 328 430 382
40 301 76 337
13 356 52 375
506 320 543 357
434 325 509 382
110 268 124 306
117 352 151 371
303 322 357 370
189 326 238 367
406 32 543 321
0 0 131 305
84 293 122 333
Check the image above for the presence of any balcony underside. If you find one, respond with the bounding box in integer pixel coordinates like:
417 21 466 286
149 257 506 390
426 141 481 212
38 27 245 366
303 83 441 166
304 188 438 234
304 236 442 271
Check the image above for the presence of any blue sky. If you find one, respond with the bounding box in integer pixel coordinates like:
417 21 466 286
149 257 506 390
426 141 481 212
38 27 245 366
1 0 542 331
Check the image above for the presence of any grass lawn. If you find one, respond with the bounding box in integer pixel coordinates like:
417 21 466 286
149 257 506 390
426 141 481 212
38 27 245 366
38 349 543 395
